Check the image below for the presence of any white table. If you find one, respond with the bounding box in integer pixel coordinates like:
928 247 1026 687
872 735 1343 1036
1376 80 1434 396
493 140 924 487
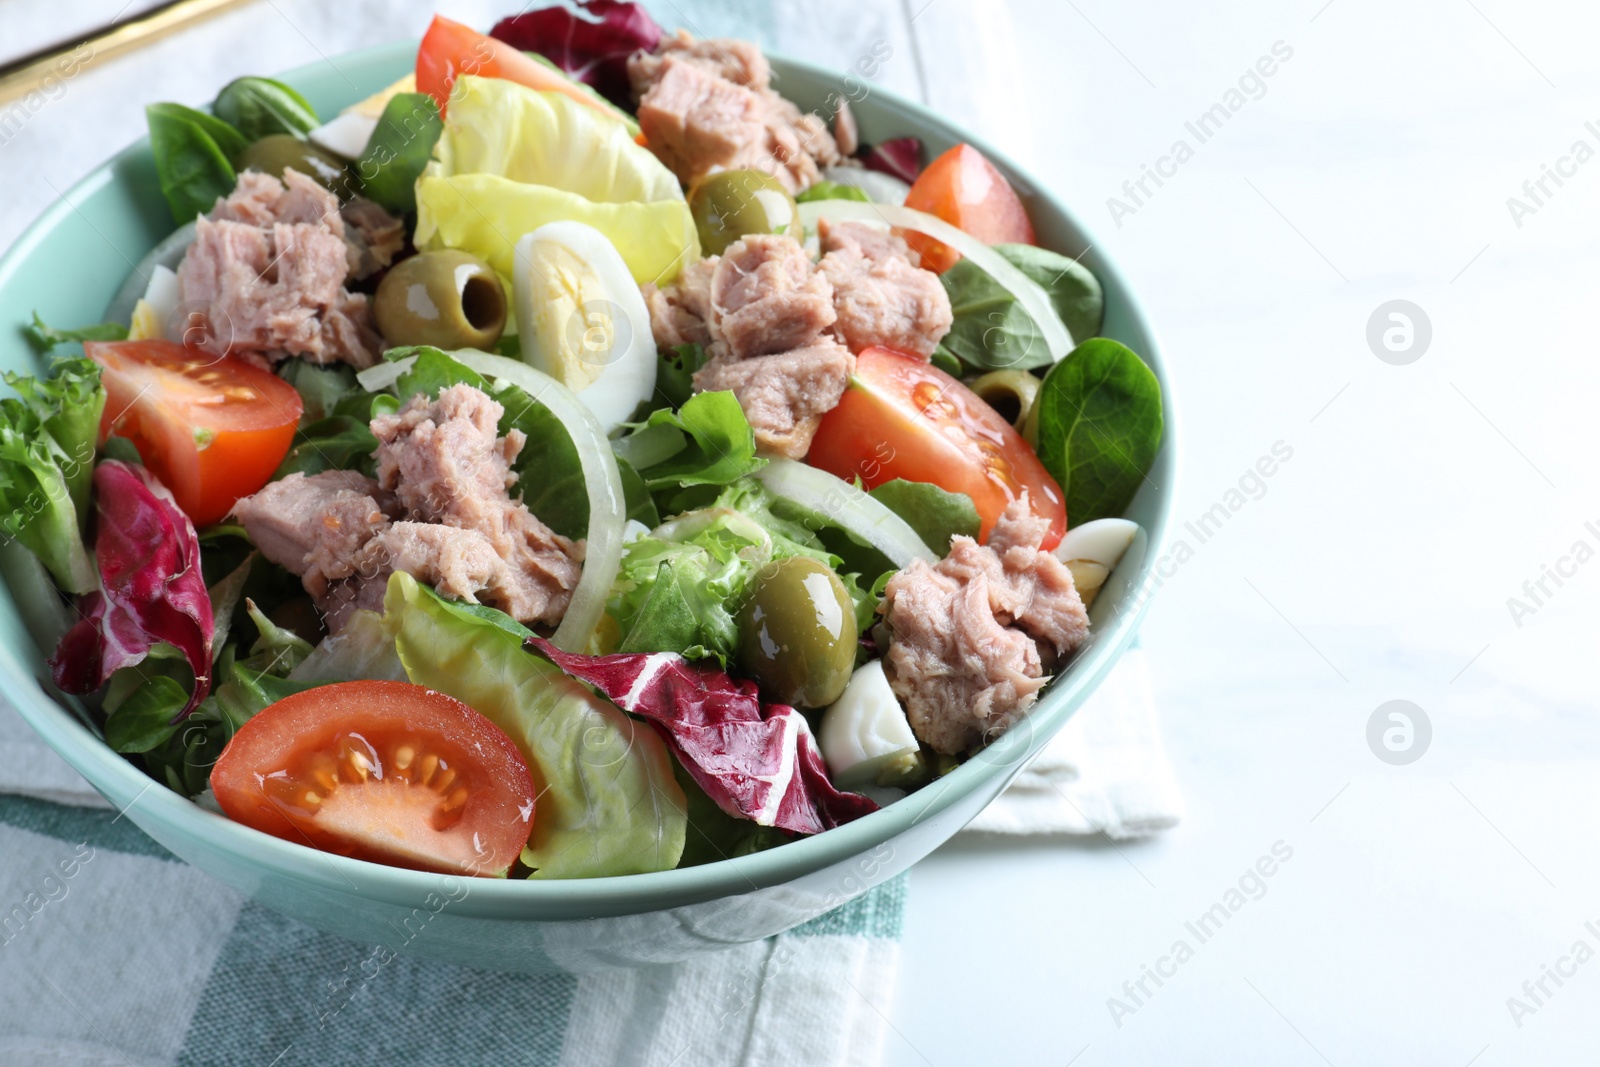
5 2 1598 1064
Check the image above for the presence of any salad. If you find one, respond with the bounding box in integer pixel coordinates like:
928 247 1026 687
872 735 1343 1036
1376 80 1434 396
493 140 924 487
1 3 1163 880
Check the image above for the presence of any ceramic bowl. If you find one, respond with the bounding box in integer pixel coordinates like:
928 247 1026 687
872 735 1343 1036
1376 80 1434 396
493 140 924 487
0 41 1176 973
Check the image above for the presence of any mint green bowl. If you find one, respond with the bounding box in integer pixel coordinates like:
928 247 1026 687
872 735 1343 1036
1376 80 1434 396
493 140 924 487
0 41 1176 972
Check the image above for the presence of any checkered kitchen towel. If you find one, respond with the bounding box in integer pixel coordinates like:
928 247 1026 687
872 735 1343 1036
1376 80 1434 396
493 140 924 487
0 790 907 1067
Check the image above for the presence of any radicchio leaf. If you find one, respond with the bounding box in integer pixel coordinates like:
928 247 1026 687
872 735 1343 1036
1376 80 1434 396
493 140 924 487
861 136 924 184
490 1 663 109
49 461 213 718
527 638 878 835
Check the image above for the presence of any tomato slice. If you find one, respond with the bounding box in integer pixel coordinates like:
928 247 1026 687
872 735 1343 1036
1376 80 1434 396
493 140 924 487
210 680 536 877
416 14 622 121
85 340 302 527
808 347 1066 549
903 143 1038 273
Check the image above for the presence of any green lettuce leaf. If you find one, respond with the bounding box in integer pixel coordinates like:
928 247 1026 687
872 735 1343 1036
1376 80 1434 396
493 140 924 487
0 357 106 593
607 479 871 665
414 76 696 286
385 572 686 878
615 391 766 492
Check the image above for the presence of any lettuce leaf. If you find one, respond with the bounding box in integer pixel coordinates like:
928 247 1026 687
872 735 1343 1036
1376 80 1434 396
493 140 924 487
414 76 697 286
385 572 686 878
868 479 979 555
605 479 868 666
0 357 105 592
614 390 766 492
415 173 698 287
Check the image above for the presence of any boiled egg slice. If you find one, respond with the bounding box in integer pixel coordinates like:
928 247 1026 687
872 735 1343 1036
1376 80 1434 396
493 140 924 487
513 221 656 433
1054 517 1140 609
820 660 920 789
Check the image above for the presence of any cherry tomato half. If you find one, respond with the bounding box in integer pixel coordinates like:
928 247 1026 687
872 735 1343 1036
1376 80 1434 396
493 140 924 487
85 340 302 527
416 14 623 122
807 347 1065 549
903 143 1037 273
210 680 536 877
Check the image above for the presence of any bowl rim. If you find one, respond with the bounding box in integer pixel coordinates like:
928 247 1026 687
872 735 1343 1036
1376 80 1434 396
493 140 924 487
0 39 1178 916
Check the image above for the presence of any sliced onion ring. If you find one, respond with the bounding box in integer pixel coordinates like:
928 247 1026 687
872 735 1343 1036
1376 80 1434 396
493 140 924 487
357 350 627 653
797 200 1074 361
754 459 934 568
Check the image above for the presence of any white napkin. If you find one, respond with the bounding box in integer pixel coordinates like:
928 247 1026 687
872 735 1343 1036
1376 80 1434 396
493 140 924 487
961 647 1185 840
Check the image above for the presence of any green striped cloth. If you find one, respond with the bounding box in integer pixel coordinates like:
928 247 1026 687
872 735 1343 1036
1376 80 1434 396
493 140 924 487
0 791 906 1066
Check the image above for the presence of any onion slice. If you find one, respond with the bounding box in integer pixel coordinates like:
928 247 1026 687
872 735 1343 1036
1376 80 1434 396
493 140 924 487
448 351 627 653
797 200 1074 361
754 459 934 568
356 349 627 653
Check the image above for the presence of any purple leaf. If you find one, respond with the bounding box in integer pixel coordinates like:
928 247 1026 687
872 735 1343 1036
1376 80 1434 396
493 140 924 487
527 639 878 835
50 461 213 718
490 1 663 109
861 136 924 184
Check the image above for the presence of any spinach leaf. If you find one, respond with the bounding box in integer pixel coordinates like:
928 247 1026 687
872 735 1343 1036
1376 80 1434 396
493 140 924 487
869 479 979 554
939 244 1104 372
212 76 319 140
356 92 442 215
146 102 248 223
24 313 127 352
1033 339 1162 526
796 181 871 204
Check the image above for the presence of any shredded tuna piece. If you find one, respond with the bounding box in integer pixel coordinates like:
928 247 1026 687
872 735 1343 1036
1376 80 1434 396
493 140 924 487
818 219 952 358
711 235 836 360
231 385 585 631
693 342 854 459
177 169 381 368
371 384 584 625
880 498 1089 754
643 257 715 350
227 470 396 610
629 29 772 90
628 34 840 193
340 197 406 280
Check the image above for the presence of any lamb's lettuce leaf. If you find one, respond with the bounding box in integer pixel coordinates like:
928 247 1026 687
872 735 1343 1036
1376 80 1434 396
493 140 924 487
385 572 687 878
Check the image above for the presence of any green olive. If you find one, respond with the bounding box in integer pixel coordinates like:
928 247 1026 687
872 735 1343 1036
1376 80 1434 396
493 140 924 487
969 369 1042 432
372 250 507 350
737 556 858 708
690 170 799 256
239 134 357 198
